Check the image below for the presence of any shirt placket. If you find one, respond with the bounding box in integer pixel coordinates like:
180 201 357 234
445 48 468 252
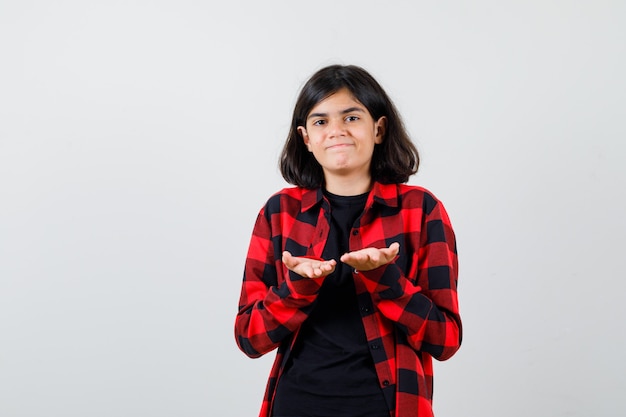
350 210 396 399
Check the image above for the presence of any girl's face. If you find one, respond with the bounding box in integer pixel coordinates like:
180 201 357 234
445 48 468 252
298 88 386 185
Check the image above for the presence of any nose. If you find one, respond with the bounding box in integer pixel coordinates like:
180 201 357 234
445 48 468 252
327 117 345 138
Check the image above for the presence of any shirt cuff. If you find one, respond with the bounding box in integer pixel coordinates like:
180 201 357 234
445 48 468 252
285 270 326 298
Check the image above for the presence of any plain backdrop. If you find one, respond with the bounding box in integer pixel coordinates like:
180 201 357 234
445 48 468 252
1 1 625 416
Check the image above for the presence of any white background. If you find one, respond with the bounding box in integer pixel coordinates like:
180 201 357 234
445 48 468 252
1 1 625 416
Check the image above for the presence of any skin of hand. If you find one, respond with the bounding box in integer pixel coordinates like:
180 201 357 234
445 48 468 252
340 242 400 272
282 251 337 279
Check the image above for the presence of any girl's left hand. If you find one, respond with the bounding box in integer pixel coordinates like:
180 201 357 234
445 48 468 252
340 242 400 272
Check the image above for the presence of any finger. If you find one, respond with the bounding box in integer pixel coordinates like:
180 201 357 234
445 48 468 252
321 261 336 273
299 264 316 278
312 263 331 277
282 251 296 268
388 243 400 260
380 243 400 258
389 242 400 254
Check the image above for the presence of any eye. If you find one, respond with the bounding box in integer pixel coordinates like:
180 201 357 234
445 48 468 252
345 115 360 122
312 119 326 126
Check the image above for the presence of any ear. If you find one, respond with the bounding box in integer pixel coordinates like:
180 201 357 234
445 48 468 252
374 116 387 144
297 126 312 151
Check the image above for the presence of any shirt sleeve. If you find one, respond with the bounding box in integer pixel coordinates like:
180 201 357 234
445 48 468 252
234 205 326 358
355 191 461 361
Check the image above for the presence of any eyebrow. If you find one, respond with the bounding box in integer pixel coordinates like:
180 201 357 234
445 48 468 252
307 106 365 120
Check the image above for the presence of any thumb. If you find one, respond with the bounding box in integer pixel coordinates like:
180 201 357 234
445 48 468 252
282 251 294 266
387 242 400 259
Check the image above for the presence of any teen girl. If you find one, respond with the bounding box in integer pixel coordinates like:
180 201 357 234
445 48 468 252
235 64 461 417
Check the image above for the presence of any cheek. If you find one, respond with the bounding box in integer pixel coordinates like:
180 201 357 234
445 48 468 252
307 134 325 146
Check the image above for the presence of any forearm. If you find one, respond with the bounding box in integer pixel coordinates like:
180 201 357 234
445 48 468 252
235 270 325 357
357 263 461 360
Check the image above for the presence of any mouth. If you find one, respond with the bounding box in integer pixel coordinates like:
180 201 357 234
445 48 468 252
325 143 353 150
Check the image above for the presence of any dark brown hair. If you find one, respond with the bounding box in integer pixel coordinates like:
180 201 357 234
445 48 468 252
279 64 419 189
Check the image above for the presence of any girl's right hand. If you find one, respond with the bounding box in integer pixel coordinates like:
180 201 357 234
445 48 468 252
282 251 337 279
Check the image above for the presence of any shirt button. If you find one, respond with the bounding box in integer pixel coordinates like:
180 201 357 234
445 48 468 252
352 230 359 236
361 306 370 313
382 380 390 387
371 344 379 350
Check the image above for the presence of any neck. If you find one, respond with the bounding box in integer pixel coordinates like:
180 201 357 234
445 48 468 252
323 173 372 196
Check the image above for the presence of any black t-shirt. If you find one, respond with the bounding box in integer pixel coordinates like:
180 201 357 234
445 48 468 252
272 191 389 417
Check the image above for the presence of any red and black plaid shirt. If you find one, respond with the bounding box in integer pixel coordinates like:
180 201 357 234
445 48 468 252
235 182 461 417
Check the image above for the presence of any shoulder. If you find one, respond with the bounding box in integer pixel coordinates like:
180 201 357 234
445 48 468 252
396 184 444 214
262 186 309 215
266 186 306 204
